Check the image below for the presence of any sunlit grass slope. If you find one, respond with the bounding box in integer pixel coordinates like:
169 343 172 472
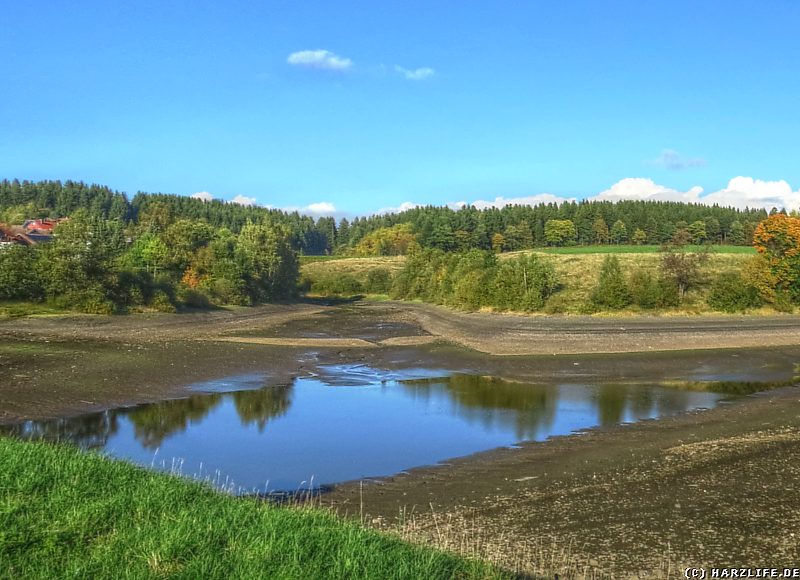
0 438 504 579
301 248 757 313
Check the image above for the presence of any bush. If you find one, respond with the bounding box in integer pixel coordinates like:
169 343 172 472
707 272 763 312
178 287 214 309
113 269 153 308
591 256 631 310
543 293 570 314
629 270 680 309
310 274 364 296
202 277 250 306
149 289 177 313
54 287 115 314
451 270 488 310
490 254 558 311
364 268 393 294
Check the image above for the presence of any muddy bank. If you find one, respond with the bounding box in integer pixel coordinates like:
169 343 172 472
4 300 800 356
398 302 800 355
324 386 800 576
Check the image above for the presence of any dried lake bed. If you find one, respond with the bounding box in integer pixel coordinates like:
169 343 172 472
2 301 800 576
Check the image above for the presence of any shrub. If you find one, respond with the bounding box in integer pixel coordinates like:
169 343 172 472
451 270 487 310
54 287 115 314
591 255 631 310
149 289 177 313
202 277 250 306
178 287 213 309
364 268 393 294
490 254 558 311
707 272 763 312
628 270 680 309
310 274 364 296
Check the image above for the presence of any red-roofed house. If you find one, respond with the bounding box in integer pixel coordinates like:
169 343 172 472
22 219 60 234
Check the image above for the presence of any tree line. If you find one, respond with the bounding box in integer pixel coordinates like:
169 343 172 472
0 179 769 258
339 201 767 255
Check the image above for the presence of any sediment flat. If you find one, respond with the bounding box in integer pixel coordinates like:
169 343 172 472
3 300 800 355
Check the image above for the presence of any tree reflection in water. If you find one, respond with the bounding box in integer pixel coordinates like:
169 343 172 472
2 380 296 449
127 394 224 449
233 383 293 432
400 375 559 440
2 373 776 460
0 412 120 450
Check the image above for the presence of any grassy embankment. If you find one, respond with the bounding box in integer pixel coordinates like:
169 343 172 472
301 247 761 314
0 438 504 579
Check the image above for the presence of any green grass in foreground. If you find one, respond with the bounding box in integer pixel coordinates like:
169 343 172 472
533 244 757 255
0 438 504 579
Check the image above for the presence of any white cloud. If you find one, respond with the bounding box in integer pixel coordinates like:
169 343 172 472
375 201 422 215
299 202 337 216
469 193 574 210
191 191 213 202
376 194 571 215
277 202 339 217
647 149 707 170
395 65 435 81
589 178 704 203
287 50 352 71
230 195 257 206
588 176 800 211
703 177 800 211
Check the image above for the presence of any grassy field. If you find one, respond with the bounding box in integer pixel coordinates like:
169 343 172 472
300 247 764 314
512 248 755 313
301 256 405 296
532 244 756 255
0 438 503 579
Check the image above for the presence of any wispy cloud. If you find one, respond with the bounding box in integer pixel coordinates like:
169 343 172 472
647 149 707 170
287 49 353 71
191 191 213 202
395 65 435 81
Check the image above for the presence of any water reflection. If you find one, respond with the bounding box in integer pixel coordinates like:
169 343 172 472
400 375 559 440
233 384 293 432
2 379 293 449
2 368 778 491
6 411 120 450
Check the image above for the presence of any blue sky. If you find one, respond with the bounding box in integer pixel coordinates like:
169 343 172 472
2 1 799 216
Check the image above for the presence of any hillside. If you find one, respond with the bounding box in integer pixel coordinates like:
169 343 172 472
301 247 760 314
